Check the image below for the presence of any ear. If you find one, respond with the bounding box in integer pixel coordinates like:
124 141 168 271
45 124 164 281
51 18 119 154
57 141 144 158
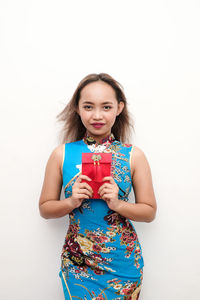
117 101 124 116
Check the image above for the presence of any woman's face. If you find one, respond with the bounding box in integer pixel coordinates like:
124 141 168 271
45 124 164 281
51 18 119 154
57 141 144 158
77 81 124 142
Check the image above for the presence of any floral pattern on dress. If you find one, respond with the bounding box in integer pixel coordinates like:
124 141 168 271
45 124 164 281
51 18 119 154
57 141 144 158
107 271 143 300
61 209 143 284
61 214 116 280
60 135 144 298
104 210 142 267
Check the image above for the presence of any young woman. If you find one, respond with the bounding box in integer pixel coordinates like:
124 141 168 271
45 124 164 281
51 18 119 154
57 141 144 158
39 73 157 300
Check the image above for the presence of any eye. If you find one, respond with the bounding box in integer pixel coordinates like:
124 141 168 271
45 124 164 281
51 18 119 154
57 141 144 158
104 106 112 110
83 105 92 110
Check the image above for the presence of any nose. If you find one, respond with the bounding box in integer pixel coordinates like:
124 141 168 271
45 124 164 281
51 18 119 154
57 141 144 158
92 109 103 120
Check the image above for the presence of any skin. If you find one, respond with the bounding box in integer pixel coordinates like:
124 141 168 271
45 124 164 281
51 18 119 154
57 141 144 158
39 81 157 222
76 81 124 143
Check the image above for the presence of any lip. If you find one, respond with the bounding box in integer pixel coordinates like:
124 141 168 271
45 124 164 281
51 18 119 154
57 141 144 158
91 123 105 128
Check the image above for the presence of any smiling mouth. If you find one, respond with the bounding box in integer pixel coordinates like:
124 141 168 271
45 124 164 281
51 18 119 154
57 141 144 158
91 123 105 128
92 123 105 125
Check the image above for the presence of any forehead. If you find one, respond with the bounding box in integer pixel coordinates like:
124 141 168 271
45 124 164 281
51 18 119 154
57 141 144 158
79 81 117 102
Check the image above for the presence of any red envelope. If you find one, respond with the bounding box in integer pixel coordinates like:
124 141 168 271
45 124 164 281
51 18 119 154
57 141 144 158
81 152 112 199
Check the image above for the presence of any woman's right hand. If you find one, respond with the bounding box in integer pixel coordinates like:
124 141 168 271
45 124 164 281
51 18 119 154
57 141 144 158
69 174 93 209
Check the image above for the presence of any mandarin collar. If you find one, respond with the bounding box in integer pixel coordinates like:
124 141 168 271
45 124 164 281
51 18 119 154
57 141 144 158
83 132 115 145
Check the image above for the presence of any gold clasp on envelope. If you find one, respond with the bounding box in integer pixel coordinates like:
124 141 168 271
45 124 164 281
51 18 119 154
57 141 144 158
91 154 102 165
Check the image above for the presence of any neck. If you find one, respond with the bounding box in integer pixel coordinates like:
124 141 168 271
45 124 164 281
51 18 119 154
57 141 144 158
86 131 112 144
83 131 115 145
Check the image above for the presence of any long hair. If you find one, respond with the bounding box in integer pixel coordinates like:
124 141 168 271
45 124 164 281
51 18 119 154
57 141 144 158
56 73 134 143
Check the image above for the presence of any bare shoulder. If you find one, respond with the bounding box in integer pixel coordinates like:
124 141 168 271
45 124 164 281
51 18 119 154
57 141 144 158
48 144 65 174
52 143 65 157
39 144 65 208
131 145 145 156
131 145 147 162
130 145 157 218
130 145 151 176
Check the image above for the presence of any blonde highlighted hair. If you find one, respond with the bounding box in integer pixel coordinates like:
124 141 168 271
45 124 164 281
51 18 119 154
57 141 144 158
56 73 134 143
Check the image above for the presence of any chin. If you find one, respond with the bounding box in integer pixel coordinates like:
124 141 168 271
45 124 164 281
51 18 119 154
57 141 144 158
91 129 109 135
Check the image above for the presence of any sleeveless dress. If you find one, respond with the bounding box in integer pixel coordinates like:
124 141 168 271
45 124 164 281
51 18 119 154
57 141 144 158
59 133 144 300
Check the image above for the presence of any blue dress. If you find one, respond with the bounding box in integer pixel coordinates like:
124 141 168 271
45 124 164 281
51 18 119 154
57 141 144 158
59 133 144 300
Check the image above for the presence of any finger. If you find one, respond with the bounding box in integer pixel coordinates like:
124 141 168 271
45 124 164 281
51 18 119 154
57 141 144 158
101 193 113 200
79 182 93 193
102 176 114 182
98 183 112 193
79 174 92 181
75 193 90 199
78 188 92 197
99 189 113 197
76 174 92 183
75 176 82 183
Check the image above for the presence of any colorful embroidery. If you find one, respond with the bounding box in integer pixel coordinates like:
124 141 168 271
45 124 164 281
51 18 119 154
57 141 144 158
104 210 142 266
107 273 143 299
60 134 144 299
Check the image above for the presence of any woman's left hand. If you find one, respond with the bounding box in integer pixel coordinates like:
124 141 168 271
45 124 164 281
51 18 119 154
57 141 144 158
98 176 121 211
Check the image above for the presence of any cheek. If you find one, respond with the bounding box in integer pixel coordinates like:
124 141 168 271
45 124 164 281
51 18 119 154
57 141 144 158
106 111 117 124
79 111 91 123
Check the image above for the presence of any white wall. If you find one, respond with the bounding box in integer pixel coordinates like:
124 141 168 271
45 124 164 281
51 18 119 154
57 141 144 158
1 1 200 299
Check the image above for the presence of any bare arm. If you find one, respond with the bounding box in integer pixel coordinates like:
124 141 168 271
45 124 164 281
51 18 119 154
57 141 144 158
114 146 157 222
39 145 93 219
39 144 75 219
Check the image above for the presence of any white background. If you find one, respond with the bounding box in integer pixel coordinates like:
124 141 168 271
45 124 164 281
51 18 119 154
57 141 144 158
1 1 200 299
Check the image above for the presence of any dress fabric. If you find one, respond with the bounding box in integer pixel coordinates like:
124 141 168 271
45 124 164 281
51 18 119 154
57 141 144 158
59 133 144 300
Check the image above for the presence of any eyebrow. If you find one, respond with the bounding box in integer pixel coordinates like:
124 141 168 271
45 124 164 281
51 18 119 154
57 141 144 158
82 101 114 105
